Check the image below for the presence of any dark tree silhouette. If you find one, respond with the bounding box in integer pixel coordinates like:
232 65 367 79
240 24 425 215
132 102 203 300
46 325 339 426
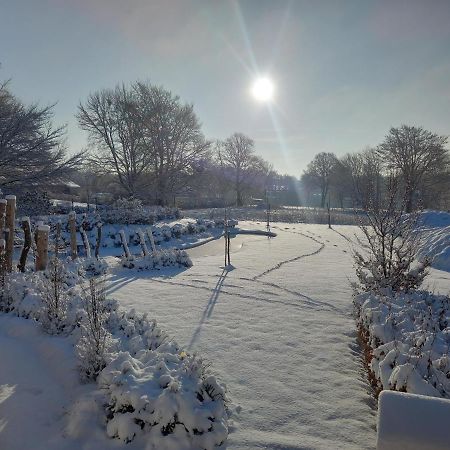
0 81 84 190
377 125 449 212
302 152 338 207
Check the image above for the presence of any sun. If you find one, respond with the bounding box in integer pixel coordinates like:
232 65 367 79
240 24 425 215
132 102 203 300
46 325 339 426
251 77 274 102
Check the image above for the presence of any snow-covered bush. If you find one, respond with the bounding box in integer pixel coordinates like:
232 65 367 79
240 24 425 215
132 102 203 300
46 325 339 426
39 256 70 334
17 191 52 217
98 199 181 225
354 179 430 293
122 249 193 270
81 257 108 277
99 306 228 448
77 277 111 381
355 289 450 398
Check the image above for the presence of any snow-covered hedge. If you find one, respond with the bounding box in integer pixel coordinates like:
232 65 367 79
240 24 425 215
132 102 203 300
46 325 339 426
50 199 181 224
355 289 450 398
122 249 193 270
98 199 181 225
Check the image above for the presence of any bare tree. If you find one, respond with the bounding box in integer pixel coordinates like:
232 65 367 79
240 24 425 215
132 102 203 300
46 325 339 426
301 152 338 207
0 81 84 189
218 133 257 206
354 176 429 293
78 82 210 204
377 125 449 212
134 82 210 205
341 148 383 209
77 84 148 197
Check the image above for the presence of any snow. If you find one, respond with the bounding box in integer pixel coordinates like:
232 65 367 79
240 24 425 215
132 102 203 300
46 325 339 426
107 222 381 449
377 390 450 450
0 315 103 450
418 210 450 272
1 217 448 449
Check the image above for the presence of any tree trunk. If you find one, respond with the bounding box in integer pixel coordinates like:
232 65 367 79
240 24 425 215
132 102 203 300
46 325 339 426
5 195 16 272
17 217 32 272
0 199 6 239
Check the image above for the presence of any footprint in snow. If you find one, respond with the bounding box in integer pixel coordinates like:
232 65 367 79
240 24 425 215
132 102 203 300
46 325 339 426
24 387 43 396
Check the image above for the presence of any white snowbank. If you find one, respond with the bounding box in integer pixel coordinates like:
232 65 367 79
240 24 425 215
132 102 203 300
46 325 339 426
418 210 450 272
377 390 450 450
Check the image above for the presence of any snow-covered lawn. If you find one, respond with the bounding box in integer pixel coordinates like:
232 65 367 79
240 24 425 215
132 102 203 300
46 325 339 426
109 221 441 449
1 221 448 449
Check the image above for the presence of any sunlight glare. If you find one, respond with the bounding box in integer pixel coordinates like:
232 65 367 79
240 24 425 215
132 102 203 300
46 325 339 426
251 77 275 102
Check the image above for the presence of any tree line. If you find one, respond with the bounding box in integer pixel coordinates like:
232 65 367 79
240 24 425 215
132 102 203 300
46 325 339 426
301 125 450 212
1 77 449 211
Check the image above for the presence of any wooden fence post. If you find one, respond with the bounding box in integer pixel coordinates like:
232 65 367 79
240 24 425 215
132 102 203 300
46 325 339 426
17 217 32 272
327 202 331 229
146 227 157 253
5 195 16 272
95 221 102 259
119 230 131 259
68 211 77 260
0 199 6 238
137 228 149 256
35 225 50 271
55 221 61 257
80 228 91 258
0 239 5 280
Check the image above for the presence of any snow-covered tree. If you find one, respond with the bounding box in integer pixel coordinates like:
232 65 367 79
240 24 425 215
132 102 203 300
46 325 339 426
354 177 430 293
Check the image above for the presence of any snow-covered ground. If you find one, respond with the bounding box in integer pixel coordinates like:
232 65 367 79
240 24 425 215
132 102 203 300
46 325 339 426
108 221 440 449
1 221 448 449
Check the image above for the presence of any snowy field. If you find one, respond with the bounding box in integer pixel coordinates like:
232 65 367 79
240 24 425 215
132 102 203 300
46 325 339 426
1 220 448 449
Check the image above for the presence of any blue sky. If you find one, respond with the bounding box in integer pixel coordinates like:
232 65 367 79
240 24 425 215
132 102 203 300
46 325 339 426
1 0 450 175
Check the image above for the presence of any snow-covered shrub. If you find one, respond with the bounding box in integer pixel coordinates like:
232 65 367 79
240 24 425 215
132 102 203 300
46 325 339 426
214 218 238 228
17 191 52 217
80 257 108 277
97 305 228 448
122 249 193 270
39 256 71 334
354 179 430 293
77 277 111 381
0 262 82 324
355 289 450 398
98 199 181 225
